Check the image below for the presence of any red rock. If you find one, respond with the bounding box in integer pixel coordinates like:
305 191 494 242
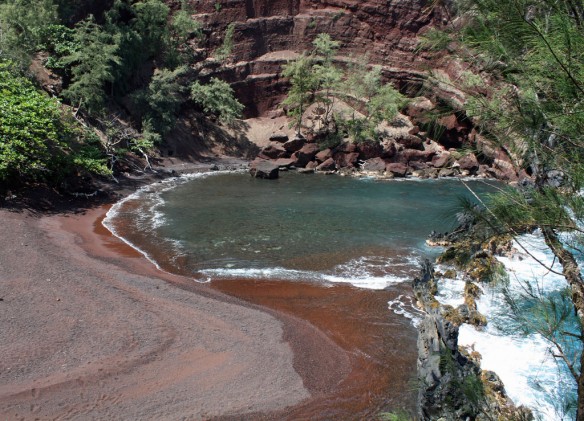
306 161 318 169
357 141 383 160
334 152 360 168
316 158 336 171
293 143 320 168
386 163 407 177
283 137 305 153
334 142 357 154
457 153 479 174
258 143 287 159
402 149 435 162
395 134 424 150
432 152 451 168
362 157 387 173
315 148 332 163
269 132 289 143
274 157 295 168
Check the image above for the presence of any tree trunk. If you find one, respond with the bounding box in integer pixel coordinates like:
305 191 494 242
542 227 584 419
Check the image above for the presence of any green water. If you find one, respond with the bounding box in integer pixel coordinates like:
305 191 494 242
113 172 499 285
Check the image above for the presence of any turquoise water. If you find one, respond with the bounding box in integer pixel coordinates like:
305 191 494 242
108 172 499 284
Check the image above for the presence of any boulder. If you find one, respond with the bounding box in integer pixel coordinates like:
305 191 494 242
457 153 479 174
357 141 383 160
250 160 279 179
362 157 387 173
269 132 289 143
315 148 332 163
274 157 295 169
258 143 287 159
386 162 407 177
316 157 336 171
305 161 318 170
293 143 319 168
402 149 435 162
395 134 424 150
333 151 360 168
334 141 357 154
381 141 397 158
283 137 305 153
431 152 451 168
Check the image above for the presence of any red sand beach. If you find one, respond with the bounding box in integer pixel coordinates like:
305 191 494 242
0 204 417 420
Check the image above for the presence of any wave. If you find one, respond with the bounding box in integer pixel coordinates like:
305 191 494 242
438 232 577 420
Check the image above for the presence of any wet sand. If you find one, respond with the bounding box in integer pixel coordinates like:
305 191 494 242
0 205 417 420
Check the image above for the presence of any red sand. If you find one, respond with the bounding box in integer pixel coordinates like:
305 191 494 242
0 206 417 420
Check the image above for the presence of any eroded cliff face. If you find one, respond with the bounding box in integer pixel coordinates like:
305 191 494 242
189 0 448 115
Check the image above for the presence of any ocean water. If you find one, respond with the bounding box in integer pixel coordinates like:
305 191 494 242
103 171 579 418
104 172 498 287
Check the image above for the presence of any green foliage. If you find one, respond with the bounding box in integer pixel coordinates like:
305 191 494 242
190 77 244 124
39 24 77 70
282 54 318 133
0 61 109 185
136 65 189 138
417 28 451 52
61 15 121 114
215 23 236 62
0 0 58 62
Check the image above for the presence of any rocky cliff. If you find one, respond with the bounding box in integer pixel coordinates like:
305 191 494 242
190 0 448 115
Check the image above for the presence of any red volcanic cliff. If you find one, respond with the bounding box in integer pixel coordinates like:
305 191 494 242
188 0 448 116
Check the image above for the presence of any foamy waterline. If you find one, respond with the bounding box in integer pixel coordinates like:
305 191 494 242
102 171 237 278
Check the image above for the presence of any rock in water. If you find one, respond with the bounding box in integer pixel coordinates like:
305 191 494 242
249 160 279 179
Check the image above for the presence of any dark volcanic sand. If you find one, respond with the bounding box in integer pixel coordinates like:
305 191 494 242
0 206 418 420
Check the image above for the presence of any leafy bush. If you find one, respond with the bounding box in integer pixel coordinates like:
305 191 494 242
191 77 244 123
0 62 109 186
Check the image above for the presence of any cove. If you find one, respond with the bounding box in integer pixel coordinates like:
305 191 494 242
103 172 500 418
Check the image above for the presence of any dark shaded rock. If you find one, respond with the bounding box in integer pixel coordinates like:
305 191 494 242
402 149 435 162
457 153 479 174
333 151 360 168
386 162 407 177
293 143 319 168
395 134 424 150
249 160 279 179
362 157 387 173
259 143 287 159
334 141 357 154
269 131 289 143
357 141 383 160
316 157 336 171
381 141 397 159
315 148 332 163
283 137 305 153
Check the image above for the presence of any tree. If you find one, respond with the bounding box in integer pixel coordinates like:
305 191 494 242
281 54 317 134
437 0 584 417
137 65 189 138
190 77 244 124
62 15 121 114
311 33 342 129
0 0 59 65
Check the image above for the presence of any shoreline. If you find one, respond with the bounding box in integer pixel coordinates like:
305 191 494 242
0 165 418 419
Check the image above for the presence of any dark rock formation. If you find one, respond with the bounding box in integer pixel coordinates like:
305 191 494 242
250 159 280 179
316 157 336 172
292 143 319 168
362 157 387 173
386 162 407 177
259 143 287 159
283 136 305 153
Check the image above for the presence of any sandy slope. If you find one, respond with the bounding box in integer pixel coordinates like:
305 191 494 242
0 206 349 420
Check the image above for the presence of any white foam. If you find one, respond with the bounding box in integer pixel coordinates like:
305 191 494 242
388 294 426 327
200 264 411 290
102 170 237 274
454 232 576 420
